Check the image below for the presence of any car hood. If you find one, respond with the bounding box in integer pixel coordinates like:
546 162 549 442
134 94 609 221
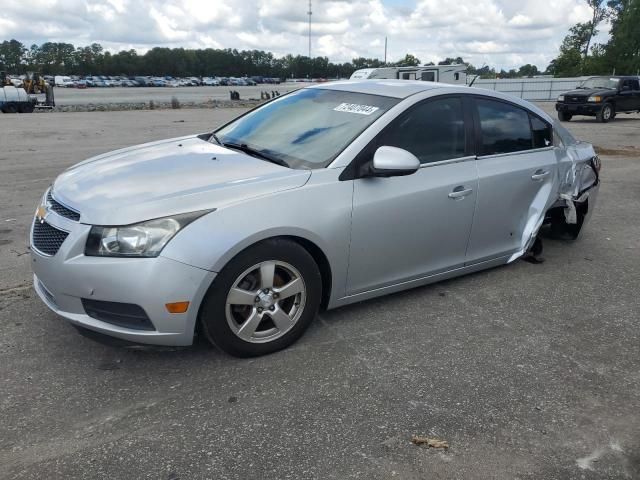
562 88 614 97
52 135 311 225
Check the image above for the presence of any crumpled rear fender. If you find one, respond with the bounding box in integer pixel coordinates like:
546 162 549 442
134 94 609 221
510 142 600 262
558 143 600 224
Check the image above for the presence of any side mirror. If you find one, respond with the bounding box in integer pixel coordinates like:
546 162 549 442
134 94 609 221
370 146 420 177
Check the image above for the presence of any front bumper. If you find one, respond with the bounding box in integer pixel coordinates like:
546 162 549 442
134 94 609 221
30 213 216 346
555 102 601 115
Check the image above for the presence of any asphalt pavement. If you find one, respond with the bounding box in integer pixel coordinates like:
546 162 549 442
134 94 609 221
0 105 639 479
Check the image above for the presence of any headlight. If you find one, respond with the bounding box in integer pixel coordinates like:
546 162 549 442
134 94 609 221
85 210 211 257
557 95 565 102
587 95 601 102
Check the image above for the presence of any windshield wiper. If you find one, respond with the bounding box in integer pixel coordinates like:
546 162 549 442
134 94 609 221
222 142 290 168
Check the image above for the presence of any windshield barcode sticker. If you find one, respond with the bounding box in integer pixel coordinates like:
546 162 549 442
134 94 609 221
334 103 380 115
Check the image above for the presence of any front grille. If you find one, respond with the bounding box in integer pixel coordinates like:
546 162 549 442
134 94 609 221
47 191 80 221
565 96 587 104
81 299 155 331
32 220 69 256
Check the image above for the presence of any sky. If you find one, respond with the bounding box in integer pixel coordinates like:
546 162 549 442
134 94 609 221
0 0 609 70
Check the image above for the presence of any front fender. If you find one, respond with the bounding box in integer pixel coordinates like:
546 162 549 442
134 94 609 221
160 169 354 305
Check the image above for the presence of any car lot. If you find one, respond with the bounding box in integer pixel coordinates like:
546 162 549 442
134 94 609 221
51 84 309 106
1 105 639 479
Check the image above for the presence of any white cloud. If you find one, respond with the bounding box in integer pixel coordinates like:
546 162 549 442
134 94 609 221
0 0 606 70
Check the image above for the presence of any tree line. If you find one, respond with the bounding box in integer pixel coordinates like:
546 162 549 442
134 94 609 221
0 40 499 81
0 40 536 80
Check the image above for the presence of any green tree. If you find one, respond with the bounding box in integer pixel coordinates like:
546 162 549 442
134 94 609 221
0 39 26 71
603 0 640 74
393 53 420 67
518 64 539 77
438 57 464 65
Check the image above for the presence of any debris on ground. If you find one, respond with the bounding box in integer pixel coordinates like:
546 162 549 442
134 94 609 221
411 435 449 449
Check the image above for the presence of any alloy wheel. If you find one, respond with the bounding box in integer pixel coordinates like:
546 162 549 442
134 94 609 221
225 260 307 343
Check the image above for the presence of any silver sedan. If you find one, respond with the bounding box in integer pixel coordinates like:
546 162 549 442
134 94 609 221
30 80 600 356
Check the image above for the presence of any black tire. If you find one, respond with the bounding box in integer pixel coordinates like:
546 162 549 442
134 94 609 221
199 239 322 357
20 103 35 113
596 103 614 123
558 111 572 122
548 201 587 240
4 103 17 114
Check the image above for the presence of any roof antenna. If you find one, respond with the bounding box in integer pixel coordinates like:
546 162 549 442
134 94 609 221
307 0 312 59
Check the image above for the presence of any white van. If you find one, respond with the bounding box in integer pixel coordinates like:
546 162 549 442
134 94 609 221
350 65 469 85
54 76 75 87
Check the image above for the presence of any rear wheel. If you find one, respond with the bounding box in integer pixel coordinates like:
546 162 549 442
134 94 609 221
3 103 17 114
558 111 572 122
199 239 322 357
18 103 34 113
596 103 614 123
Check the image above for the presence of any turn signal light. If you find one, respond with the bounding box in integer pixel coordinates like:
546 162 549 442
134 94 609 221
165 301 190 314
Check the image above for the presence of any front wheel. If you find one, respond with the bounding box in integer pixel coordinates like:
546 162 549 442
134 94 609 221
596 103 614 123
558 111 572 122
199 239 322 357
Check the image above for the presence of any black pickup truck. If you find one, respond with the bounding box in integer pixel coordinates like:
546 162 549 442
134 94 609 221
555 76 640 123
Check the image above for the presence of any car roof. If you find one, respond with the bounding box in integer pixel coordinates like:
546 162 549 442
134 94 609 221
309 79 446 99
590 75 638 80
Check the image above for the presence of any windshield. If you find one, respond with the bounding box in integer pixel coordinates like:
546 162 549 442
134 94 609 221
214 88 399 169
579 77 620 90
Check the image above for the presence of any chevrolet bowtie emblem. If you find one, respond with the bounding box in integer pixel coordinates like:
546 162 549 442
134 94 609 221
36 205 47 223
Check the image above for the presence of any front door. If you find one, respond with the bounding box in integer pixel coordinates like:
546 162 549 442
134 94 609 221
347 96 478 295
465 97 558 263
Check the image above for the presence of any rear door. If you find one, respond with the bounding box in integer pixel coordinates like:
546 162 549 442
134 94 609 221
465 97 558 264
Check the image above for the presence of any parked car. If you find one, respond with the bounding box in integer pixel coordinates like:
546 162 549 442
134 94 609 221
54 76 75 87
202 77 220 86
31 81 600 356
556 76 640 122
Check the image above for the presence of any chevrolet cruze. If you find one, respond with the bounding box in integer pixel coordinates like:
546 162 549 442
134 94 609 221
31 80 600 357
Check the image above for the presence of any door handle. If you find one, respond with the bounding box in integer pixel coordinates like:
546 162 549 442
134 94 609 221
531 170 550 181
448 187 473 199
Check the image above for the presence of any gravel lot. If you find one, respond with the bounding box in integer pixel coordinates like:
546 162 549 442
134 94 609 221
0 104 639 479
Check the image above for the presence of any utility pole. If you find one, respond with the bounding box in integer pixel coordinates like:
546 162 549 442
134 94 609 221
307 0 312 59
384 37 387 64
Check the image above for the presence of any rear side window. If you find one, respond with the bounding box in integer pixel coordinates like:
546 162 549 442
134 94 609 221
530 116 552 148
476 99 532 155
379 97 466 164
625 79 640 90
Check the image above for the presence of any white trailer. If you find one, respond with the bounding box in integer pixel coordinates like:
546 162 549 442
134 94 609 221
0 86 36 113
350 65 469 85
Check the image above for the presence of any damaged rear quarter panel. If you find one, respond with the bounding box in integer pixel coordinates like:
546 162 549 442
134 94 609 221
509 130 599 263
558 142 599 223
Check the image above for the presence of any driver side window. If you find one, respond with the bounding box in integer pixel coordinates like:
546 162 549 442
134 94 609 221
376 97 467 164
